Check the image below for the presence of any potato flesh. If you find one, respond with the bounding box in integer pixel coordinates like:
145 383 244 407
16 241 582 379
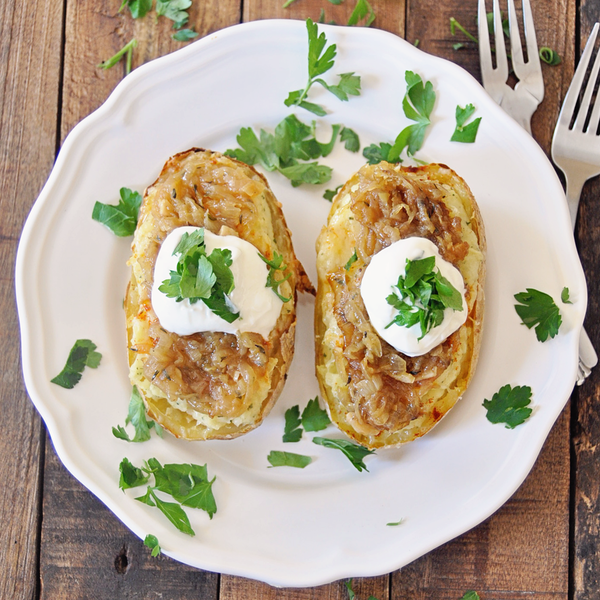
315 162 486 448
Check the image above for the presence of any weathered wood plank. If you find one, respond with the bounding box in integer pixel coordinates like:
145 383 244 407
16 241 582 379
0 0 64 598
571 10 600 600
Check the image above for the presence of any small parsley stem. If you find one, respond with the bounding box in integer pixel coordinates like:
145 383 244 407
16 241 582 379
98 38 138 71
449 17 478 44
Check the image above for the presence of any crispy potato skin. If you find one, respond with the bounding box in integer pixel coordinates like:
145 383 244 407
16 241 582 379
126 148 313 440
315 162 486 449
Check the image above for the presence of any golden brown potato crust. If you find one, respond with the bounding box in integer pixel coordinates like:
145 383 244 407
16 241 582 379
315 162 486 449
126 148 313 440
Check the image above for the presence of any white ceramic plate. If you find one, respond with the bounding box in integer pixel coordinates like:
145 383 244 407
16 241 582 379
16 20 586 588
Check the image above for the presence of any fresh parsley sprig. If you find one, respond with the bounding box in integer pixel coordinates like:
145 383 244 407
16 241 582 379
159 229 239 323
282 405 303 442
259 252 292 302
113 387 163 442
51 339 102 389
227 114 358 187
364 71 435 164
483 384 533 429
313 437 375 472
386 255 463 339
98 38 138 75
156 0 192 28
282 397 332 443
92 187 142 237
119 457 217 536
451 104 481 143
267 451 312 468
285 19 361 116
347 0 376 26
514 288 562 342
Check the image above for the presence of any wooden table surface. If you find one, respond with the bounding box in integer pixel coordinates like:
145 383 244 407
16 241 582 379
2 0 599 598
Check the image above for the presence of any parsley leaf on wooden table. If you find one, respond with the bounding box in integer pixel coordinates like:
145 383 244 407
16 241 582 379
144 534 161 557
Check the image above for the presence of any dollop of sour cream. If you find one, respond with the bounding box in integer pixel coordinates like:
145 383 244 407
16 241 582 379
151 226 283 338
360 237 467 357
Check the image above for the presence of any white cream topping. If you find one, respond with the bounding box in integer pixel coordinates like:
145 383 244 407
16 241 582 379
151 226 283 338
360 237 467 357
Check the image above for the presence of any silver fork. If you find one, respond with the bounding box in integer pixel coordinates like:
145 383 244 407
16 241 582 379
478 0 544 133
551 24 600 385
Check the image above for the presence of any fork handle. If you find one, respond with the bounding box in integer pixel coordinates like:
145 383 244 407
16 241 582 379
565 173 587 231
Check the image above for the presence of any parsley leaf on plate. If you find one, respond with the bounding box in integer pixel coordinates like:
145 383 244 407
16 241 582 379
227 114 357 187
451 104 482 143
364 71 435 163
119 457 217 535
561 286 572 304
323 184 342 202
112 386 162 443
51 339 102 389
340 126 360 152
267 450 312 468
119 457 150 490
285 19 361 115
283 405 303 442
312 437 375 472
514 288 562 342
386 519 405 526
159 229 239 323
301 396 331 432
483 384 533 429
92 187 142 237
144 534 161 557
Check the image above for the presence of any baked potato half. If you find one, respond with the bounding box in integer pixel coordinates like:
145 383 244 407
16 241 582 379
315 162 486 449
126 148 313 440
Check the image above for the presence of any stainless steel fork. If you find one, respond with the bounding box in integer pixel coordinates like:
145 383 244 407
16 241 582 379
478 0 544 133
551 24 600 385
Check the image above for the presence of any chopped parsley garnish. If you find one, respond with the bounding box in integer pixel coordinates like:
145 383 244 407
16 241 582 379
301 397 331 431
323 184 342 201
514 288 562 342
312 437 375 472
561 287 572 304
92 187 142 237
156 0 192 28
259 252 292 302
284 19 361 116
344 249 358 272
386 519 405 526
483 384 533 429
159 229 239 323
144 534 161 557
112 386 163 442
172 28 198 42
98 38 138 75
451 104 481 143
347 0 376 26
51 339 102 389
386 255 463 339
267 451 312 468
283 405 303 442
227 114 356 187
119 457 217 536
460 593 481 600
119 0 153 19
364 71 435 164
540 47 562 65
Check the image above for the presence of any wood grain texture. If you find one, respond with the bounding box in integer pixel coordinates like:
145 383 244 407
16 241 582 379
571 8 600 600
0 0 64 598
